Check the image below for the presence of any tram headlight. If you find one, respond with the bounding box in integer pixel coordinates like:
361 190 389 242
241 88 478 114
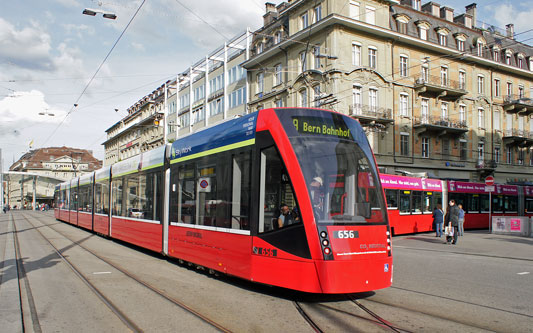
322 239 329 246
320 231 327 238
386 231 390 236
324 247 331 255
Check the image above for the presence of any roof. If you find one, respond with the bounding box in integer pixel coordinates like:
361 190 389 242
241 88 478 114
9 147 102 171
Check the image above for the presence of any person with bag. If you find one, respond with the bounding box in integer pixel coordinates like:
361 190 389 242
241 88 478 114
445 199 460 245
433 204 444 237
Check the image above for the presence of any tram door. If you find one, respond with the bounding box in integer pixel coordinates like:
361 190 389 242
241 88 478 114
258 146 295 233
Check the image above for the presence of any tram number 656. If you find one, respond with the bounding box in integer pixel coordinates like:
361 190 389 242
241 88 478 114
335 230 359 239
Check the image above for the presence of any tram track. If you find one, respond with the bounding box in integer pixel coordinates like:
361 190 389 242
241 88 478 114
19 212 232 333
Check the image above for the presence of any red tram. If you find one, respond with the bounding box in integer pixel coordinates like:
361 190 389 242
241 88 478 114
380 174 522 235
54 108 393 294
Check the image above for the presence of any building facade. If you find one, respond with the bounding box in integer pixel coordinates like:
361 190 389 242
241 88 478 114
242 0 533 183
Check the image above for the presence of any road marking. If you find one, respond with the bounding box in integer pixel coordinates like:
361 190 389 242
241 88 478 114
517 272 530 275
93 271 112 275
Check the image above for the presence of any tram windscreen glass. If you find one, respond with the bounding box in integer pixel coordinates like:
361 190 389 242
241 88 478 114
276 108 387 225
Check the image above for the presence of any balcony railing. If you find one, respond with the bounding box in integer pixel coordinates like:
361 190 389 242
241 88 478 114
503 129 533 139
504 95 533 106
414 115 468 130
476 159 497 169
415 74 464 91
349 104 393 120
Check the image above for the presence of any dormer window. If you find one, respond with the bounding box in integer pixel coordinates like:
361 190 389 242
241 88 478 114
275 31 282 44
475 38 486 57
415 20 430 40
436 28 449 46
454 33 467 52
505 49 513 65
492 47 500 62
394 14 410 34
517 53 525 69
257 43 263 54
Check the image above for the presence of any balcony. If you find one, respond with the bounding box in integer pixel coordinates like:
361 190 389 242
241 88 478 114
503 95 533 115
476 159 497 177
502 129 533 146
414 75 467 101
349 104 394 125
413 115 468 136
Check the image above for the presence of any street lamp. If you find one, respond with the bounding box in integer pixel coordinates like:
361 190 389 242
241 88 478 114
82 8 117 20
38 109 55 116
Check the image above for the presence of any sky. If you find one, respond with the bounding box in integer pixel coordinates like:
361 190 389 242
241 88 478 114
1 0 531 171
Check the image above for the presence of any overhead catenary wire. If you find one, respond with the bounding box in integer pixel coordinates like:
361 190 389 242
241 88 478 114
39 0 147 149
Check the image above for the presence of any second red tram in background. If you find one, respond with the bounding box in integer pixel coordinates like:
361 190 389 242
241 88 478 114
381 174 522 235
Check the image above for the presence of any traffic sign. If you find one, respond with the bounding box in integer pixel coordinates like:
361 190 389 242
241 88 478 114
485 185 495 192
485 176 494 186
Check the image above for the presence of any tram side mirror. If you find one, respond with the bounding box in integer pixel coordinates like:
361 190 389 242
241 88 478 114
355 202 371 219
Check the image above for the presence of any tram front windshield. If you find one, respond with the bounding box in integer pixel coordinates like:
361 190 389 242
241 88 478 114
290 137 386 224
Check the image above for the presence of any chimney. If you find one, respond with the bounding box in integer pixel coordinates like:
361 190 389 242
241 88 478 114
454 13 473 29
263 2 278 26
506 24 515 39
440 6 454 22
422 2 441 17
465 3 477 27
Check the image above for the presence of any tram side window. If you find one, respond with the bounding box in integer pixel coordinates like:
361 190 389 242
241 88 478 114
260 146 301 233
178 163 196 224
411 191 422 213
423 192 433 213
480 194 489 212
65 189 70 209
78 184 92 212
95 181 110 214
399 190 410 214
526 198 533 213
123 172 162 221
70 187 78 211
231 150 252 230
468 194 480 213
450 193 466 211
111 178 123 216
433 192 442 211
504 195 518 213
385 189 398 209
492 195 504 212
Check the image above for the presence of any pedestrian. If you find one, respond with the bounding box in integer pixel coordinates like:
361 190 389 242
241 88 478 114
458 204 465 236
445 199 460 245
433 204 444 237
2 206 6 214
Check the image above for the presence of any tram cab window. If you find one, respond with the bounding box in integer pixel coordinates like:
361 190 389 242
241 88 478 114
385 189 398 209
399 191 410 214
259 146 301 233
504 196 518 213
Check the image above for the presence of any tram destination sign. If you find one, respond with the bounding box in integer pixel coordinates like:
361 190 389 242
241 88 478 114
291 116 354 140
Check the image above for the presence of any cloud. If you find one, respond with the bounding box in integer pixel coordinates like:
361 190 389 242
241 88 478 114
488 3 533 41
131 42 145 51
53 0 81 8
0 18 55 71
62 23 96 38
0 90 67 126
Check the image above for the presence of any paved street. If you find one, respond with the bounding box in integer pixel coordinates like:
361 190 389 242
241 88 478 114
1 210 532 332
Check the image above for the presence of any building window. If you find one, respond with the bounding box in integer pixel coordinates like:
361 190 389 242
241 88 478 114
478 142 484 162
313 46 321 70
209 97 224 116
506 82 513 97
257 43 263 54
400 55 408 77
506 145 512 164
352 85 362 115
518 148 525 165
398 21 407 34
257 72 264 94
352 43 361 66
369 88 378 111
313 5 322 22
477 75 484 95
418 26 428 40
274 64 282 86
460 140 467 160
494 79 500 97
399 93 409 116
299 51 307 73
312 85 321 107
301 12 309 29
299 88 308 107
442 138 450 157
366 6 375 25
349 1 360 20
441 102 448 120
493 49 500 62
421 64 429 82
413 0 421 10
421 98 429 122
478 108 485 129
519 86 525 98
494 146 500 163
400 133 409 156
494 110 501 131
505 53 511 65
459 70 466 90
421 137 429 158
192 106 205 124
477 42 484 57
229 87 246 108
457 39 465 52
275 98 283 108
530 148 533 166
368 47 377 69
440 66 448 86
438 33 447 46
275 31 282 44
459 104 466 124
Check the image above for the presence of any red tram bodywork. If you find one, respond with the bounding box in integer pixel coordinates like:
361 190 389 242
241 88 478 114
54 108 393 294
